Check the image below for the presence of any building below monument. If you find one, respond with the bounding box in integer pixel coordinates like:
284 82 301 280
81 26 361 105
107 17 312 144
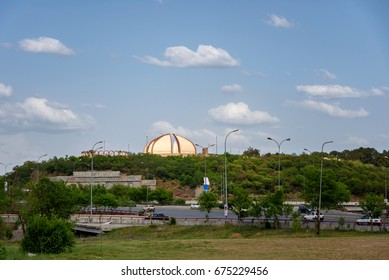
52 171 156 190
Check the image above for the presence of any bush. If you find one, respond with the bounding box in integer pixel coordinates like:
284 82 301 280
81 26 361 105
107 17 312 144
0 244 6 260
21 215 75 254
0 217 5 239
173 199 186 205
291 212 302 232
169 217 176 225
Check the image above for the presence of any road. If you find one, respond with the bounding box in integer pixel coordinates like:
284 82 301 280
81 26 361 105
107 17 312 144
125 205 364 224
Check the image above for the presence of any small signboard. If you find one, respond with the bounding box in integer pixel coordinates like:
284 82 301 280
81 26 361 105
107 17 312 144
203 177 209 192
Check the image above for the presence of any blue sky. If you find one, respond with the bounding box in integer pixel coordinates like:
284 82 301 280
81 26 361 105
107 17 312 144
0 0 388 171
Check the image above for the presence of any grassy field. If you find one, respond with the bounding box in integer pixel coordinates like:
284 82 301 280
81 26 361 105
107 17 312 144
2 224 389 260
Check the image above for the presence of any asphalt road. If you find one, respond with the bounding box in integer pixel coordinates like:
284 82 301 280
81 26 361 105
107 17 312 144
128 205 365 224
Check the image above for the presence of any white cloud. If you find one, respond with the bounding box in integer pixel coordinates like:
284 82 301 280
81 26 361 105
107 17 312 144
316 69 337 80
0 97 94 133
150 121 193 137
241 70 267 77
0 82 12 97
138 45 239 68
266 14 294 28
208 102 279 125
370 86 389 96
221 83 243 93
344 135 369 146
294 99 369 118
1 42 12 48
296 84 363 98
19 37 75 56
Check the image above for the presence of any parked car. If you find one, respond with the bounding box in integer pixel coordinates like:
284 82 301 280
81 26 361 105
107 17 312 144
356 215 382 225
298 204 313 214
143 204 155 212
144 213 169 220
303 211 324 221
190 202 200 209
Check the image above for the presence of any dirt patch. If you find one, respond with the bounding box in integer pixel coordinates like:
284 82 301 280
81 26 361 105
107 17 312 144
230 233 241 238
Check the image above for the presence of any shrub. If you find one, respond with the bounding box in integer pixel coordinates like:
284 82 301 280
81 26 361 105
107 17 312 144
21 215 75 254
169 217 176 225
0 244 6 260
291 212 302 232
173 199 186 205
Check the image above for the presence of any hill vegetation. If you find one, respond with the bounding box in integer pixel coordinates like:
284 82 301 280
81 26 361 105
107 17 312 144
3 146 388 201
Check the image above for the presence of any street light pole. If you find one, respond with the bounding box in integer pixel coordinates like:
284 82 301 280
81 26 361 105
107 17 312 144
195 143 215 178
0 162 12 192
385 156 388 203
90 141 103 217
224 129 239 219
36 154 48 181
267 137 290 189
317 140 333 235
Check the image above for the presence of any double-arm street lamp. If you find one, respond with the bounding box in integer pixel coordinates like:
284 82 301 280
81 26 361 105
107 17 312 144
317 140 333 235
267 137 290 189
0 162 12 192
90 141 103 217
195 143 215 178
224 129 239 218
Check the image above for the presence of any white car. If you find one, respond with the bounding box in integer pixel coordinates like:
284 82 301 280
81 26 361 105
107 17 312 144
356 215 381 226
142 204 155 212
190 202 200 209
303 211 324 221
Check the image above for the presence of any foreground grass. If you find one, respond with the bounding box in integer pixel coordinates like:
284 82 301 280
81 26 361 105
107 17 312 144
2 225 389 260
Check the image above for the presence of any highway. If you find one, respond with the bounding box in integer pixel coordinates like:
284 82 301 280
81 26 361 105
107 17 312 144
121 205 366 224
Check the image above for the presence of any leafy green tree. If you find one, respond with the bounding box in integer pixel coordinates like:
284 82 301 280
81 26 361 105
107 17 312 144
150 187 173 205
94 192 118 209
249 196 263 218
300 166 350 210
28 177 78 219
359 193 385 218
230 185 252 219
197 191 218 221
259 190 290 229
243 147 261 158
21 215 75 254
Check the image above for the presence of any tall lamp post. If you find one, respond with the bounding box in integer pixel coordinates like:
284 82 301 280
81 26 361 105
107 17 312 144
36 154 48 181
90 141 103 217
317 140 333 235
267 137 290 189
0 162 12 192
195 143 215 178
224 129 239 219
384 156 388 204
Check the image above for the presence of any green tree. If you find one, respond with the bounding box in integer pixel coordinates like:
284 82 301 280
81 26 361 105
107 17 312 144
28 178 78 219
359 193 385 218
21 215 75 254
230 185 252 219
259 190 291 229
197 191 218 221
243 147 261 158
150 187 173 205
300 166 350 210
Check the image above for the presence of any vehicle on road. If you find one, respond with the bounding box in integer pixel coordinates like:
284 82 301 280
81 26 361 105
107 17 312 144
143 204 155 212
356 215 382 225
298 204 313 214
190 202 200 209
303 211 324 221
144 213 169 220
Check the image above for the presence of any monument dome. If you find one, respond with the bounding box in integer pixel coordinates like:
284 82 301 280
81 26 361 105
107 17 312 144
143 133 196 156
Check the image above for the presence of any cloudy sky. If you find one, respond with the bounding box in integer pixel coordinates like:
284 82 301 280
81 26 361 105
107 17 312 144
1 0 388 171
